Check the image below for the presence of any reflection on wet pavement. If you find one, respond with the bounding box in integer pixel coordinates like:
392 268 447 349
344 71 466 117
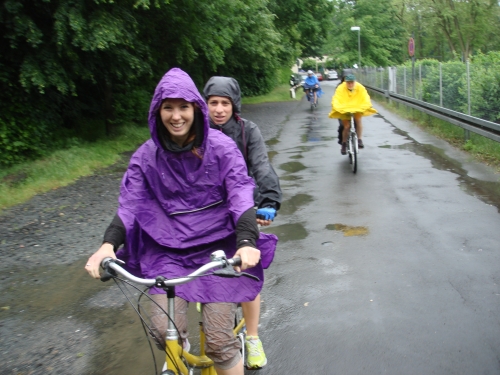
268 150 277 161
279 193 313 216
280 175 302 181
326 223 369 236
380 127 500 212
0 261 162 375
265 137 279 146
279 161 306 173
302 113 337 143
262 223 308 242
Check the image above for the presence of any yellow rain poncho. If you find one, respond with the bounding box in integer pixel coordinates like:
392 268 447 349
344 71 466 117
328 81 377 120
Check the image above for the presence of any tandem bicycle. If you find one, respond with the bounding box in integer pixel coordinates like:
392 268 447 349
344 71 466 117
100 250 256 375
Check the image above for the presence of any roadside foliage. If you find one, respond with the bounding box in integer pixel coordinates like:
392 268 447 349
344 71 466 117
2 0 499 167
361 53 500 124
0 0 333 166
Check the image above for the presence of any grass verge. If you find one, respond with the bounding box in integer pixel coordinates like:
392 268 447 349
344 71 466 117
371 92 500 173
242 84 303 105
1 85 303 213
0 125 150 212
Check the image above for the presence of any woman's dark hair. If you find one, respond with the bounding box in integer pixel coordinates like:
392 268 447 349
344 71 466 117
156 103 205 157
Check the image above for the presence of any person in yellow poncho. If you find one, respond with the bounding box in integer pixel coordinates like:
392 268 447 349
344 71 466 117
329 74 377 154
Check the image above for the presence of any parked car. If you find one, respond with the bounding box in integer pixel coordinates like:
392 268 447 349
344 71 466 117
327 71 338 80
290 73 302 87
299 73 308 86
315 72 323 81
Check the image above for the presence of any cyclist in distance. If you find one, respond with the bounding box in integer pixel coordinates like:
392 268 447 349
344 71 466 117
339 68 354 84
203 76 282 369
329 74 377 154
85 68 278 375
303 70 323 106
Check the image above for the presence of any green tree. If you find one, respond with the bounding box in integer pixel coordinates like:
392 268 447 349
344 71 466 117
0 0 336 166
393 0 500 61
301 58 317 71
268 0 334 62
324 0 406 67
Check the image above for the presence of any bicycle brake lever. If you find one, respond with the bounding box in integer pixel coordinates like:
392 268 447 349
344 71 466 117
238 272 260 281
100 258 124 282
212 268 260 281
100 269 114 282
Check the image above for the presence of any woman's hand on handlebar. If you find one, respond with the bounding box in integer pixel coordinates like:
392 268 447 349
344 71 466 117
85 243 116 279
234 246 261 272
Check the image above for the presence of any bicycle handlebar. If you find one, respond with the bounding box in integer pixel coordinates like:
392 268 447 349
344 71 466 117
100 250 245 286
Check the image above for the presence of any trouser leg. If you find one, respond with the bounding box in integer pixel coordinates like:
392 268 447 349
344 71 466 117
148 294 188 350
202 302 241 370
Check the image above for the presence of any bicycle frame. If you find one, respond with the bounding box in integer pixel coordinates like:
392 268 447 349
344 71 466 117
163 295 246 375
101 253 248 375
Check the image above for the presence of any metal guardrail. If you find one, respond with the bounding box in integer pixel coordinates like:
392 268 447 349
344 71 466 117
365 84 500 143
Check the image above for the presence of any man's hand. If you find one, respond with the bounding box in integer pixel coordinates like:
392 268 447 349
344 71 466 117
256 207 276 226
234 246 261 272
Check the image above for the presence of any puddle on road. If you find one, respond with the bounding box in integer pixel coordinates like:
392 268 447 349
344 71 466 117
266 137 279 146
279 161 307 173
279 193 313 216
262 223 308 242
301 113 337 143
326 223 369 237
280 175 302 181
268 150 277 162
0 260 201 375
379 129 500 212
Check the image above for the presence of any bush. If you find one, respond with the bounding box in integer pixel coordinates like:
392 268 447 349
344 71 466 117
421 60 466 111
301 58 317 71
465 52 500 122
0 92 61 167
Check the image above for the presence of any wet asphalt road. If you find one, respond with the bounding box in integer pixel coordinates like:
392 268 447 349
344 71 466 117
1 79 500 375
254 80 500 375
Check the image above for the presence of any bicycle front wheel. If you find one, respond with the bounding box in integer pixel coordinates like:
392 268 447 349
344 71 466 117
351 135 358 173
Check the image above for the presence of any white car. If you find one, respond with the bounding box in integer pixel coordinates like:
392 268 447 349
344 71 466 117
327 71 338 80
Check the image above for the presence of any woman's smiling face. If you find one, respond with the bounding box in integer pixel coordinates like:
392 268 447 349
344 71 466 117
160 98 195 146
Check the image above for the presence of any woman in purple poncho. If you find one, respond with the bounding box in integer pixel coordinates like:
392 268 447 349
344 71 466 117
85 68 277 375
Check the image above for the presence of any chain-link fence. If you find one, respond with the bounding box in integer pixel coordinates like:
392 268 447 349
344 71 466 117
356 58 500 125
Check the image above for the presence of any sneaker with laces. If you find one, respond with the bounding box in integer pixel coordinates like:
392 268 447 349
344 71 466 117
245 336 267 369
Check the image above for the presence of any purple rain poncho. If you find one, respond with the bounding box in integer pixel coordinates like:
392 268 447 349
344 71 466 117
115 68 278 303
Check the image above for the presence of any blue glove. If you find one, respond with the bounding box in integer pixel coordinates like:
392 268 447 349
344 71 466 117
256 207 276 221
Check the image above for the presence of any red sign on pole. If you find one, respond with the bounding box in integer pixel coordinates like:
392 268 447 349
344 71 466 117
408 37 415 57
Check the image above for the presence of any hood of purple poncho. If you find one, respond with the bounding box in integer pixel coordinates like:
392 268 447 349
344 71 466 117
117 67 257 249
148 68 210 149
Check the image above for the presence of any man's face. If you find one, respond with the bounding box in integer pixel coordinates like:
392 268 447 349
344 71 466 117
346 80 356 90
207 96 233 125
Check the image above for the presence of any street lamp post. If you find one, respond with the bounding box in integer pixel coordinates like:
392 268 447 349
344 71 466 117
350 26 361 68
